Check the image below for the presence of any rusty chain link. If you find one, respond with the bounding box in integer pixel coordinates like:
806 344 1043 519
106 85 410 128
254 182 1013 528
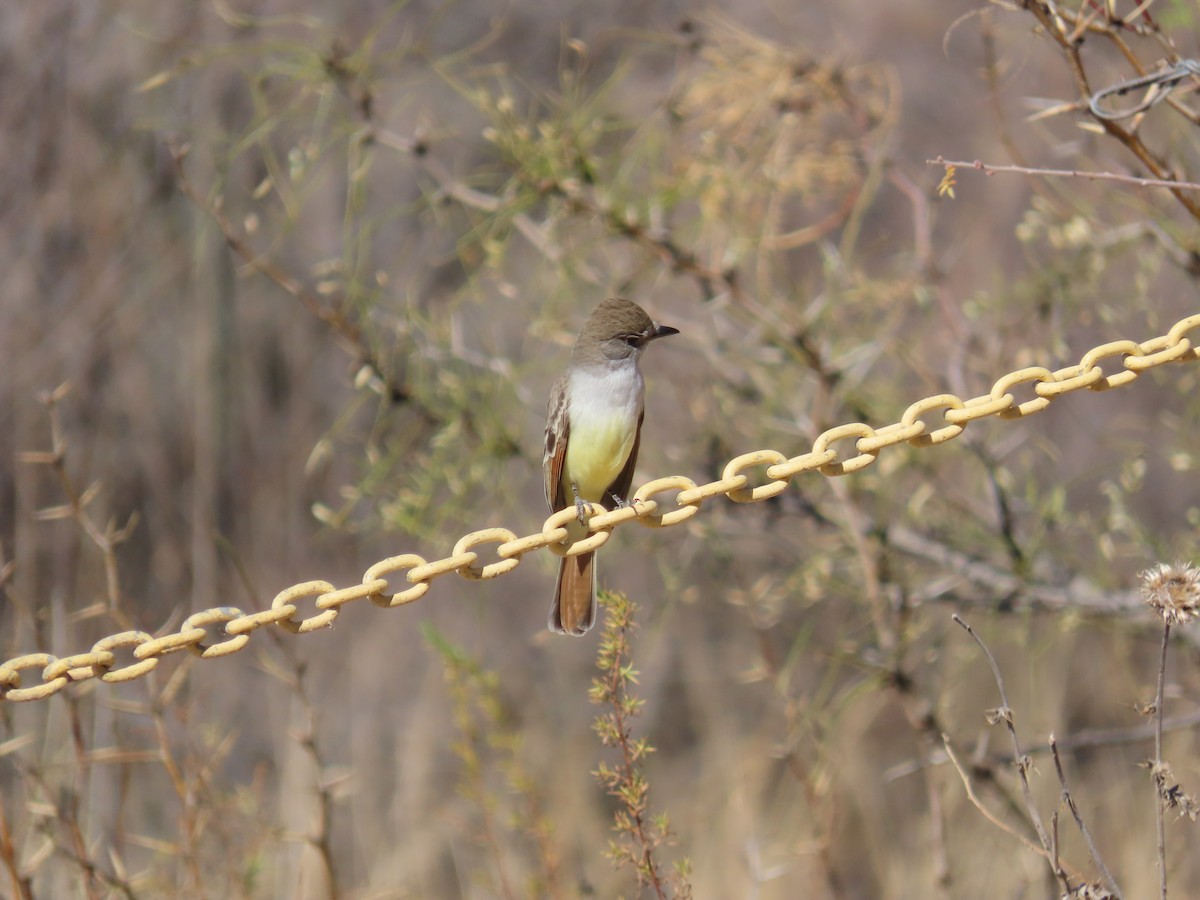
2 314 1198 702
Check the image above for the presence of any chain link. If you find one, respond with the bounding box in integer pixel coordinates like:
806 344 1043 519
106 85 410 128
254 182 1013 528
3 314 1197 702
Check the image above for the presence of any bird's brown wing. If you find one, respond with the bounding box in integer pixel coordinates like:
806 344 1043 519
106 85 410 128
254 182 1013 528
544 374 570 510
603 411 643 511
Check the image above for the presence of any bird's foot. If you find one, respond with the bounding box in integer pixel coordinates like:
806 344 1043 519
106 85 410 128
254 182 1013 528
572 484 589 526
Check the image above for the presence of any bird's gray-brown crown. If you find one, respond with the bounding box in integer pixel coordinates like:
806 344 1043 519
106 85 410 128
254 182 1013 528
572 298 679 363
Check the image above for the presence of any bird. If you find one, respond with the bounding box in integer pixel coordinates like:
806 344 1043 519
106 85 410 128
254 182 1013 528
543 298 679 635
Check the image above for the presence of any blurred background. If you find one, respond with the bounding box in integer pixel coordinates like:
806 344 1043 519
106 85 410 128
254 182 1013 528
2 1 1199 897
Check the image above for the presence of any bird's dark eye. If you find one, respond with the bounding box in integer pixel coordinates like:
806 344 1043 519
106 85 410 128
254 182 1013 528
622 334 641 347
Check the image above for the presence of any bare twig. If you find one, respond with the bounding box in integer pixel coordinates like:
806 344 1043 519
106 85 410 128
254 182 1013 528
952 614 1071 895
928 157 1200 192
0 788 32 900
1153 622 1170 900
166 141 435 419
1050 735 1123 899
886 708 1200 782
168 142 365 347
273 651 343 899
224 533 343 900
18 384 137 630
941 734 1044 855
1014 2 1200 221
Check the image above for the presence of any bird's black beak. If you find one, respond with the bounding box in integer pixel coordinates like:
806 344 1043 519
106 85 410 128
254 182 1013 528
650 323 680 340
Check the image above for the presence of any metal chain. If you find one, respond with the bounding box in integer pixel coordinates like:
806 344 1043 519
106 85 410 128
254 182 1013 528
2 314 1198 703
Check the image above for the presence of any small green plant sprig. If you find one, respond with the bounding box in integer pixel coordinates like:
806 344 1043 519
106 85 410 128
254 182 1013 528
590 591 692 899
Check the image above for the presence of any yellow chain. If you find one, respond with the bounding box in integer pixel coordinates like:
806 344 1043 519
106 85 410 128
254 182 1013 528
3 314 1198 703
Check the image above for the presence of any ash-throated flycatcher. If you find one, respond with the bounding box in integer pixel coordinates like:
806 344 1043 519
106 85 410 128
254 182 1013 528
544 298 678 635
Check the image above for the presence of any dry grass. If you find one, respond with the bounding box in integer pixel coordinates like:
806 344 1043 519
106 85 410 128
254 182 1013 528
2 1 1200 897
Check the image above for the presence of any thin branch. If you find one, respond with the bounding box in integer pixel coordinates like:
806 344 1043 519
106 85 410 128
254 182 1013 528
1153 622 1170 900
19 384 137 630
167 140 437 420
928 157 1200 192
1050 735 1124 900
1007 1 1200 220
0 788 32 900
952 614 1071 895
941 734 1044 855
168 142 365 347
886 708 1200 782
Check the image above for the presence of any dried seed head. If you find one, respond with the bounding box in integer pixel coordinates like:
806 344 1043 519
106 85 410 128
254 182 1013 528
1139 562 1200 625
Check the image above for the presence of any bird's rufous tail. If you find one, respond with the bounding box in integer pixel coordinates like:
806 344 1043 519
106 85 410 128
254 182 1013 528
549 551 596 635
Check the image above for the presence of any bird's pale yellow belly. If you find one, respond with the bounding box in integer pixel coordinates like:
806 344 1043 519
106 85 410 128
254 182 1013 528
563 413 637 502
